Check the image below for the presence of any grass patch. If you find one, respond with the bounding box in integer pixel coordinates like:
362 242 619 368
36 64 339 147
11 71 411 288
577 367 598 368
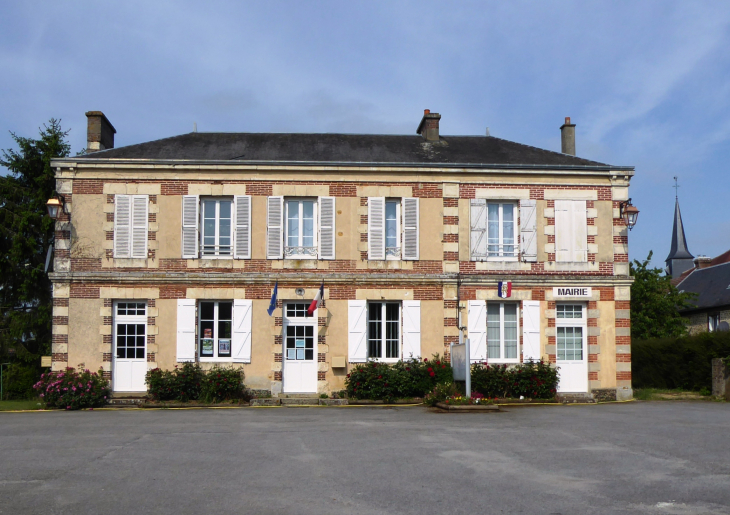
0 400 45 411
633 388 709 401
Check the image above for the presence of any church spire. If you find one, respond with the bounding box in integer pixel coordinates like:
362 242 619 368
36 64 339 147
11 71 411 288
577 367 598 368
665 177 694 278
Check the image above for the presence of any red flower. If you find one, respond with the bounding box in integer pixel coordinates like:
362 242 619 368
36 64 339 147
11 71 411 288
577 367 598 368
428 367 433 372
424 358 428 362
429 371 435 377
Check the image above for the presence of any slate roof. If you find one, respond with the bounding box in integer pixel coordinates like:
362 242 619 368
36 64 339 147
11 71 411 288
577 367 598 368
77 132 617 168
677 251 730 312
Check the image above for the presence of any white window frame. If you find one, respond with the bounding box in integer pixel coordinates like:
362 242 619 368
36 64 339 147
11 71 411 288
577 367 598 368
470 200 519 261
284 198 318 259
385 199 401 260
367 301 401 362
200 197 233 258
113 302 147 360
556 303 587 361
486 302 520 363
198 300 233 362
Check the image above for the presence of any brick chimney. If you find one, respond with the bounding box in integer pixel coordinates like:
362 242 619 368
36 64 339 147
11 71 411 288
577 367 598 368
85 111 116 151
417 109 441 142
560 116 576 155
693 256 713 269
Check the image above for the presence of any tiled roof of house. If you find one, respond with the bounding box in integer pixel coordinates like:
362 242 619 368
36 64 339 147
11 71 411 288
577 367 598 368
676 250 730 311
77 132 616 167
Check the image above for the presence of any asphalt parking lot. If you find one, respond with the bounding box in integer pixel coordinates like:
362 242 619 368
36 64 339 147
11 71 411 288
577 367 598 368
1 402 729 515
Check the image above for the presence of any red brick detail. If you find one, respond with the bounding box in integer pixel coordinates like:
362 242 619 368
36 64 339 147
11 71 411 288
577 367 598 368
329 184 357 197
443 233 458 243
102 371 112 380
588 371 598 380
443 251 459 261
106 231 114 241
274 317 282 327
55 249 70 259
616 354 631 362
413 261 443 274
104 299 113 307
443 198 458 207
52 353 68 362
246 183 273 196
147 353 156 362
360 251 368 260
443 216 459 225
329 260 357 271
586 201 595 209
318 371 326 381
616 319 631 328
546 200 555 208
274 335 282 346
246 285 273 300
147 335 155 345
548 354 556 363
588 335 598 345
161 182 188 195
160 259 187 270
103 353 112 362
274 353 282 363
318 353 326 363
318 317 326 327
103 316 112 326
53 298 70 307
55 231 71 240
615 301 630 310
159 286 186 299
274 371 282 381
587 235 596 244
71 258 102 271
360 197 368 206
72 180 104 194
460 286 476 300
329 285 356 299
70 285 100 298
547 318 555 327
148 232 156 241
318 335 326 344
107 195 115 204
616 372 632 380
444 336 458 346
245 260 273 272
413 286 441 300
547 235 555 243
103 335 112 345
614 254 629 262
530 188 544 200
613 236 628 244
52 334 68 345
360 215 368 225
532 288 545 301
444 317 457 327
52 316 69 326
147 317 156 326
588 318 597 327
599 287 615 301
588 354 598 363
360 232 368 242
413 184 442 198
616 336 631 345
443 300 457 309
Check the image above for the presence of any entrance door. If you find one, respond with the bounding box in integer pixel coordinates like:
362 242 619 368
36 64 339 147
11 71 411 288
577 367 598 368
555 303 588 393
282 302 317 393
113 302 148 392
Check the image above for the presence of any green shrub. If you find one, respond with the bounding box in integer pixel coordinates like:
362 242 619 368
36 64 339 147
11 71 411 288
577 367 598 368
424 382 459 406
146 363 245 403
33 368 110 410
632 332 730 391
200 366 244 402
345 355 453 401
471 360 558 399
2 362 41 400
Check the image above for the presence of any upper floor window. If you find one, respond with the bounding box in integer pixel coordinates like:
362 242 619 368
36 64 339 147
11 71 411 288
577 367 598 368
368 197 419 261
201 198 232 257
471 200 518 260
555 200 588 262
181 195 251 260
385 199 401 259
114 194 149 259
286 199 317 258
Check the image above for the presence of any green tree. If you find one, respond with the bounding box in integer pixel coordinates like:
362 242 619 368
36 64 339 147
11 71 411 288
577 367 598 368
630 251 696 339
0 119 70 363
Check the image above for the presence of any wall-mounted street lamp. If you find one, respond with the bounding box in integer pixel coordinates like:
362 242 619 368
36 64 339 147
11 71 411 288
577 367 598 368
46 196 66 220
619 198 640 230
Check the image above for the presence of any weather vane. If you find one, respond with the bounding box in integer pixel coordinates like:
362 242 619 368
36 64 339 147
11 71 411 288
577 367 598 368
673 176 679 199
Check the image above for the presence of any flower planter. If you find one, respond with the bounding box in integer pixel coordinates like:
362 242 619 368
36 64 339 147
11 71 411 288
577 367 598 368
435 402 500 412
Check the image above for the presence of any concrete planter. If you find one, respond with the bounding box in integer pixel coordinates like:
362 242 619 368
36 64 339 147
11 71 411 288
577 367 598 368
319 399 348 406
435 402 500 412
348 398 422 405
249 398 280 407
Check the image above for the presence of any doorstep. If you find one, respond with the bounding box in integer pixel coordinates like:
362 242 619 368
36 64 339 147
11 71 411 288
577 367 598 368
249 398 349 407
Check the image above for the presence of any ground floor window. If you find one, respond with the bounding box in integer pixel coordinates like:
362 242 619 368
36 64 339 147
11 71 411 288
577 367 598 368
487 302 518 361
199 301 232 359
115 302 146 359
556 303 586 361
368 301 400 361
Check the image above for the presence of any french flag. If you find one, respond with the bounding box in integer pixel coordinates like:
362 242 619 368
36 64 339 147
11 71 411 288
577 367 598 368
307 281 324 317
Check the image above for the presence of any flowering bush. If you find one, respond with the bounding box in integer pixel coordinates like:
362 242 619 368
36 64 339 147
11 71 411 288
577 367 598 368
146 363 244 403
442 392 493 405
423 381 460 406
345 355 453 401
33 368 110 410
470 360 558 399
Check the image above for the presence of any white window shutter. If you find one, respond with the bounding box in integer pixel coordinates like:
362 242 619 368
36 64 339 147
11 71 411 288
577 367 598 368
232 299 252 363
572 200 588 262
131 195 148 259
467 300 487 363
554 200 571 262
266 196 284 259
348 300 368 362
402 197 419 261
470 199 487 260
114 194 131 258
519 199 537 262
318 196 336 260
176 299 196 362
368 197 385 260
234 195 251 259
401 300 421 360
522 300 541 362
181 195 199 259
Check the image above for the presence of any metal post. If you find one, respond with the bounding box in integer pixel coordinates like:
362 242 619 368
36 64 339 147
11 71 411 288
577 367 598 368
464 339 471 399
0 363 10 401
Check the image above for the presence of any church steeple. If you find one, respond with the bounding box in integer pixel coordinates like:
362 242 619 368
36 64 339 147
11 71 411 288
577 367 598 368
665 179 694 278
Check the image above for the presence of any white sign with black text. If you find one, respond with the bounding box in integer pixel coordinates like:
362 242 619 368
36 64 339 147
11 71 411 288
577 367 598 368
552 287 592 298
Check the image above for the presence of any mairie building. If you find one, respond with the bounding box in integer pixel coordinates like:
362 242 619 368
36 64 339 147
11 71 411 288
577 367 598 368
49 110 635 400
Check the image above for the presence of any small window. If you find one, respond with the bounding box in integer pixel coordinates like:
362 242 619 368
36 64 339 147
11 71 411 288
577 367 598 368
368 302 400 361
709 313 720 332
285 199 317 258
116 302 146 317
285 302 311 318
557 304 583 319
385 199 401 259
486 303 519 361
199 301 232 359
201 198 232 257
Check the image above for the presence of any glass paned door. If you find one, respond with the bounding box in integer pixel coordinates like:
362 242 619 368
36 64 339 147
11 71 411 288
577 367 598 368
282 302 318 393
113 302 147 392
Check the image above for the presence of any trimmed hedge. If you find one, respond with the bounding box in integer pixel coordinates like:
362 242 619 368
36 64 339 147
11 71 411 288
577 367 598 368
632 332 730 391
470 360 559 399
345 356 452 401
146 363 245 402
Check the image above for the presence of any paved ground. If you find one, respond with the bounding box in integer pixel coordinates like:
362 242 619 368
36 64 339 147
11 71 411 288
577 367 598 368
1 402 729 515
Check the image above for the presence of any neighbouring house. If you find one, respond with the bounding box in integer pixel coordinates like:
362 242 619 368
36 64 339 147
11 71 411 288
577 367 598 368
49 110 635 400
674 250 730 334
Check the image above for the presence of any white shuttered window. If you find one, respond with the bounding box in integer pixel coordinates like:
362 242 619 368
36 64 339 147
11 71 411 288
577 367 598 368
555 200 588 262
266 196 284 259
348 300 368 362
470 199 517 260
114 194 148 259
181 195 199 259
318 196 336 260
368 197 386 260
467 300 487 363
402 198 419 260
233 196 251 259
519 199 537 262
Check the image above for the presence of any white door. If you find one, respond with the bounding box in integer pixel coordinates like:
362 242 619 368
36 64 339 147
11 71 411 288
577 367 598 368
555 303 588 393
282 302 317 393
113 302 148 392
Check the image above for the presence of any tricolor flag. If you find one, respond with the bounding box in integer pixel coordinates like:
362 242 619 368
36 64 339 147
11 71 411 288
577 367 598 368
267 281 278 316
307 281 324 317
498 281 512 299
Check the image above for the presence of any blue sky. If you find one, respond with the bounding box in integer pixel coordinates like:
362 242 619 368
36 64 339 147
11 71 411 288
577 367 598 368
2 1 729 268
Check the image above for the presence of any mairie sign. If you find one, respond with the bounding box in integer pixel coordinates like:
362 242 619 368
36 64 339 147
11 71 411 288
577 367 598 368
553 286 592 298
